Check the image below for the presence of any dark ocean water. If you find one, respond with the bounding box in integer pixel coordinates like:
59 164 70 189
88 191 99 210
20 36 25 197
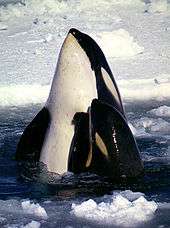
0 0 20 6
0 103 170 227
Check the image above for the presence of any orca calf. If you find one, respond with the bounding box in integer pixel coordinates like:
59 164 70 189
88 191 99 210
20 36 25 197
16 28 143 181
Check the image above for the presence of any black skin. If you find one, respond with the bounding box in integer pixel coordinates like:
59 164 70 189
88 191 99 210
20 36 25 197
90 99 144 180
69 99 143 180
69 28 125 116
68 112 90 173
15 107 50 163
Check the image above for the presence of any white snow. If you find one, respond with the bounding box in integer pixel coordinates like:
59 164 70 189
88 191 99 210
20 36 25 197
118 190 145 201
0 190 160 228
119 75 170 102
44 33 53 43
0 1 69 21
21 221 41 228
21 200 48 219
71 190 158 227
132 117 170 136
93 29 144 58
5 221 41 228
0 84 49 107
27 39 45 44
0 0 145 22
27 33 53 44
147 0 169 13
0 21 7 30
148 105 170 117
0 0 169 107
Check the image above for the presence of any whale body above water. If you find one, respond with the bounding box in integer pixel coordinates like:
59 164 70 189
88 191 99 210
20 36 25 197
16 28 144 181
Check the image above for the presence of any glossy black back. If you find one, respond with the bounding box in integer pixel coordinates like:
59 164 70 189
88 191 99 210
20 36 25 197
90 99 143 179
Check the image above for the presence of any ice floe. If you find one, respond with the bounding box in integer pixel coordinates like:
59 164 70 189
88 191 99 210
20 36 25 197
119 75 170 102
0 0 145 22
0 84 49 107
21 220 41 228
132 117 170 136
148 105 170 117
92 29 144 58
21 200 48 219
71 190 158 227
147 0 169 13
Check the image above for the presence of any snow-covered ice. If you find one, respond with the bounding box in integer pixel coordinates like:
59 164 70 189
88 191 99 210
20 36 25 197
0 84 49 107
0 21 7 30
71 190 158 227
119 75 170 102
0 199 48 219
132 117 170 136
21 200 48 219
148 105 170 117
0 0 169 107
21 221 41 228
0 190 158 228
92 29 144 58
0 0 145 22
147 0 169 13
0 0 169 227
5 221 41 228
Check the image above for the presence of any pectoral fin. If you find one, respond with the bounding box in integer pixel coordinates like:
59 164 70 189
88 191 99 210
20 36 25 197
15 107 50 163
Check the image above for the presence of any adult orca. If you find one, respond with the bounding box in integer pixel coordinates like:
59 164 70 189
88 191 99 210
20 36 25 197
16 28 143 180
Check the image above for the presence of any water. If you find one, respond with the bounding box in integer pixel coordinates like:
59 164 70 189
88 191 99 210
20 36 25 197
0 0 20 6
0 102 169 227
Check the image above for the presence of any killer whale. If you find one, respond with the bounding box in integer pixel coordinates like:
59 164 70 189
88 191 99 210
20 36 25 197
69 99 143 179
16 28 143 180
